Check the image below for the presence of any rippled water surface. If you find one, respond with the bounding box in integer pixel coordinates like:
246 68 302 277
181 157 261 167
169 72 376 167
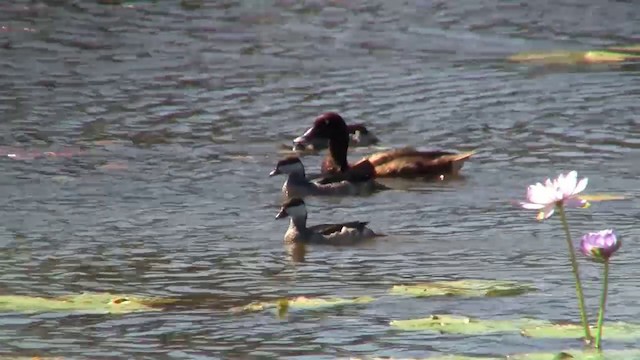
1 0 639 358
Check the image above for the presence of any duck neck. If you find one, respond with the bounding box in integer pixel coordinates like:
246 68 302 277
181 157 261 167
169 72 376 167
290 167 306 179
328 133 350 172
286 171 309 188
289 215 307 232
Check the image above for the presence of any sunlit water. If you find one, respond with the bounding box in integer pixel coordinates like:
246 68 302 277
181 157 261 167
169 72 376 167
0 0 639 358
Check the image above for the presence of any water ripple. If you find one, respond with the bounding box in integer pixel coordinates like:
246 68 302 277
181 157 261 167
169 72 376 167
0 0 639 358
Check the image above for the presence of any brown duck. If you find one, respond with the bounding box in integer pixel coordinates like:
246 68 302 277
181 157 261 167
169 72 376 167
292 112 475 179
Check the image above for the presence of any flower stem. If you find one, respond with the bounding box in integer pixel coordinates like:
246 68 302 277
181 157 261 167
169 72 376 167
595 260 609 349
557 203 592 343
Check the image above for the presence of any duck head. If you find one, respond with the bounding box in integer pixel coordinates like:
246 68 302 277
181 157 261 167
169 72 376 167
293 112 350 147
291 120 378 151
270 156 305 177
294 112 351 172
275 198 307 220
348 123 379 146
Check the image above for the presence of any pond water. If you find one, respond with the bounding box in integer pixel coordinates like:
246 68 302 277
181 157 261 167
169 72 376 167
0 0 639 359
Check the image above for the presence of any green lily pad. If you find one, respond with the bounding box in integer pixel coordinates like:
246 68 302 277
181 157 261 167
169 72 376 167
389 280 536 298
583 51 638 63
0 357 64 360
521 322 640 342
508 349 640 360
232 296 375 313
0 293 175 314
507 50 640 65
390 314 547 335
577 193 628 202
428 356 503 360
606 44 640 54
350 357 501 360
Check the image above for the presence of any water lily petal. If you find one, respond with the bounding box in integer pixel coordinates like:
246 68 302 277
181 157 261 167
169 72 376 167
571 177 588 195
580 240 594 258
527 184 556 205
559 171 578 197
520 202 545 210
580 229 620 261
536 204 555 220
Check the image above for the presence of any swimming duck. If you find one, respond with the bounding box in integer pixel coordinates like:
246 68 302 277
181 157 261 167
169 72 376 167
275 198 380 245
293 112 475 179
269 156 386 199
285 123 380 152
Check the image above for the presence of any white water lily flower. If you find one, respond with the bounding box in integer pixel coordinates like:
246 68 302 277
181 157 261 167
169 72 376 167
520 171 590 220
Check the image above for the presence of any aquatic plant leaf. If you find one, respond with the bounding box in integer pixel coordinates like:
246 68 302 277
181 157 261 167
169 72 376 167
606 44 640 53
583 51 636 62
389 280 536 298
508 51 592 64
276 298 289 319
576 193 628 202
521 322 640 342
427 356 503 360
508 348 640 360
235 296 375 313
0 293 174 314
350 356 501 360
1 357 65 360
390 314 547 335
507 50 640 65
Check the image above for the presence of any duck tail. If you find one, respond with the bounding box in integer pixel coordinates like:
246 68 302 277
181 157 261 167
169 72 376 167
448 150 475 174
373 180 391 191
451 150 476 162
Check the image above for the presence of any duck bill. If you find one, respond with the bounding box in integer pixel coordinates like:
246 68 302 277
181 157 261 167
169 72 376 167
275 208 288 219
292 126 317 146
269 168 281 177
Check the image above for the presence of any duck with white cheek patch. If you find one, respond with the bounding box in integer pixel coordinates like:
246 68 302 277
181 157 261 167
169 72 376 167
269 156 387 200
275 198 382 245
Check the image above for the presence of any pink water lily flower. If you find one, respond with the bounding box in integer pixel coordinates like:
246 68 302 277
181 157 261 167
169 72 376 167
520 171 590 220
580 229 621 262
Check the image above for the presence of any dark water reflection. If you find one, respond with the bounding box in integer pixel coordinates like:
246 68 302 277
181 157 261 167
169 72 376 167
1 0 639 358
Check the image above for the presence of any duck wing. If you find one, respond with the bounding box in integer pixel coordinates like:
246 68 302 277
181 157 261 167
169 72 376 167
359 148 475 178
309 221 369 236
313 171 374 185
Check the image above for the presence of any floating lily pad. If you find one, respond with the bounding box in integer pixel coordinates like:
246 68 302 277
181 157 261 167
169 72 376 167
606 44 640 53
507 50 640 65
1 357 65 360
349 349 640 360
0 293 175 314
233 296 375 313
389 280 536 298
583 51 637 63
391 314 640 342
521 322 640 342
390 314 547 335
352 356 502 360
508 349 640 360
577 193 628 202
428 356 503 360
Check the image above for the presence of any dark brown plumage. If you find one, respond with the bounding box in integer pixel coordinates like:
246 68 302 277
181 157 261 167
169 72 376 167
293 112 475 179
